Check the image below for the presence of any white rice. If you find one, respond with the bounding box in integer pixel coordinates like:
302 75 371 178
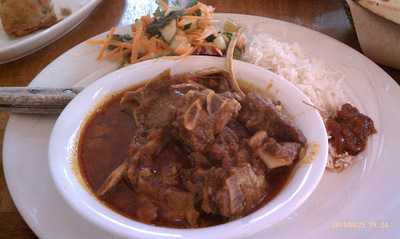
242 33 351 172
243 33 348 116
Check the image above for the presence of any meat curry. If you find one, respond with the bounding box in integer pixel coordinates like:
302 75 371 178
78 69 306 228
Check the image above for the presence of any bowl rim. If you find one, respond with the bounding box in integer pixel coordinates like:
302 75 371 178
49 56 328 239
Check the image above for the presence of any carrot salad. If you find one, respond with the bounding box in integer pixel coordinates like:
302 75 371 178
87 1 246 65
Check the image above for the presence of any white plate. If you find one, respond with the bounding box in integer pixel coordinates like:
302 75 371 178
3 14 400 239
0 0 102 64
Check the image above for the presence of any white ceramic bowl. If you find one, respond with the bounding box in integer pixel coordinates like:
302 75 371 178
49 56 328 239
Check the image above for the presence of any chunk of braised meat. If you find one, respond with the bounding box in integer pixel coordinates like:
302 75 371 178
227 120 251 139
160 144 190 183
135 194 159 224
134 143 187 187
173 97 215 152
135 181 199 226
128 143 200 226
249 131 302 169
238 92 306 144
216 164 267 218
121 70 188 129
181 167 224 215
326 103 376 155
126 128 167 181
172 89 241 152
97 128 166 196
225 120 267 171
127 141 188 193
208 127 240 168
159 188 199 226
199 168 228 214
135 176 199 226
189 152 211 169
121 70 242 132
182 164 267 218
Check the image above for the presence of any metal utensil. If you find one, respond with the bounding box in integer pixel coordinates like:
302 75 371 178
0 87 82 114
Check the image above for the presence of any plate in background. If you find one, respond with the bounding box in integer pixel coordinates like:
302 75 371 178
0 0 102 64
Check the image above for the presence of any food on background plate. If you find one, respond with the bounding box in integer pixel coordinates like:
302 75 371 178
78 68 307 228
0 0 57 37
88 0 376 172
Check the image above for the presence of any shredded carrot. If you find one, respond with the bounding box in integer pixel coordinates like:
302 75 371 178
181 46 195 57
185 2 214 16
143 38 158 53
177 19 185 28
140 15 153 28
138 52 157 62
161 47 194 60
149 37 169 50
177 18 195 28
154 37 169 49
199 3 215 16
187 36 204 45
86 39 106 45
104 47 122 60
141 37 166 55
131 21 143 63
184 3 201 15
98 27 116 60
198 19 212 29
174 43 192 55
107 49 130 61
196 42 217 48
109 41 132 49
186 29 204 41
89 1 243 65
180 15 208 20
186 30 203 37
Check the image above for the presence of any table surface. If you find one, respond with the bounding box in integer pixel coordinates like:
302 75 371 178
0 0 399 238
